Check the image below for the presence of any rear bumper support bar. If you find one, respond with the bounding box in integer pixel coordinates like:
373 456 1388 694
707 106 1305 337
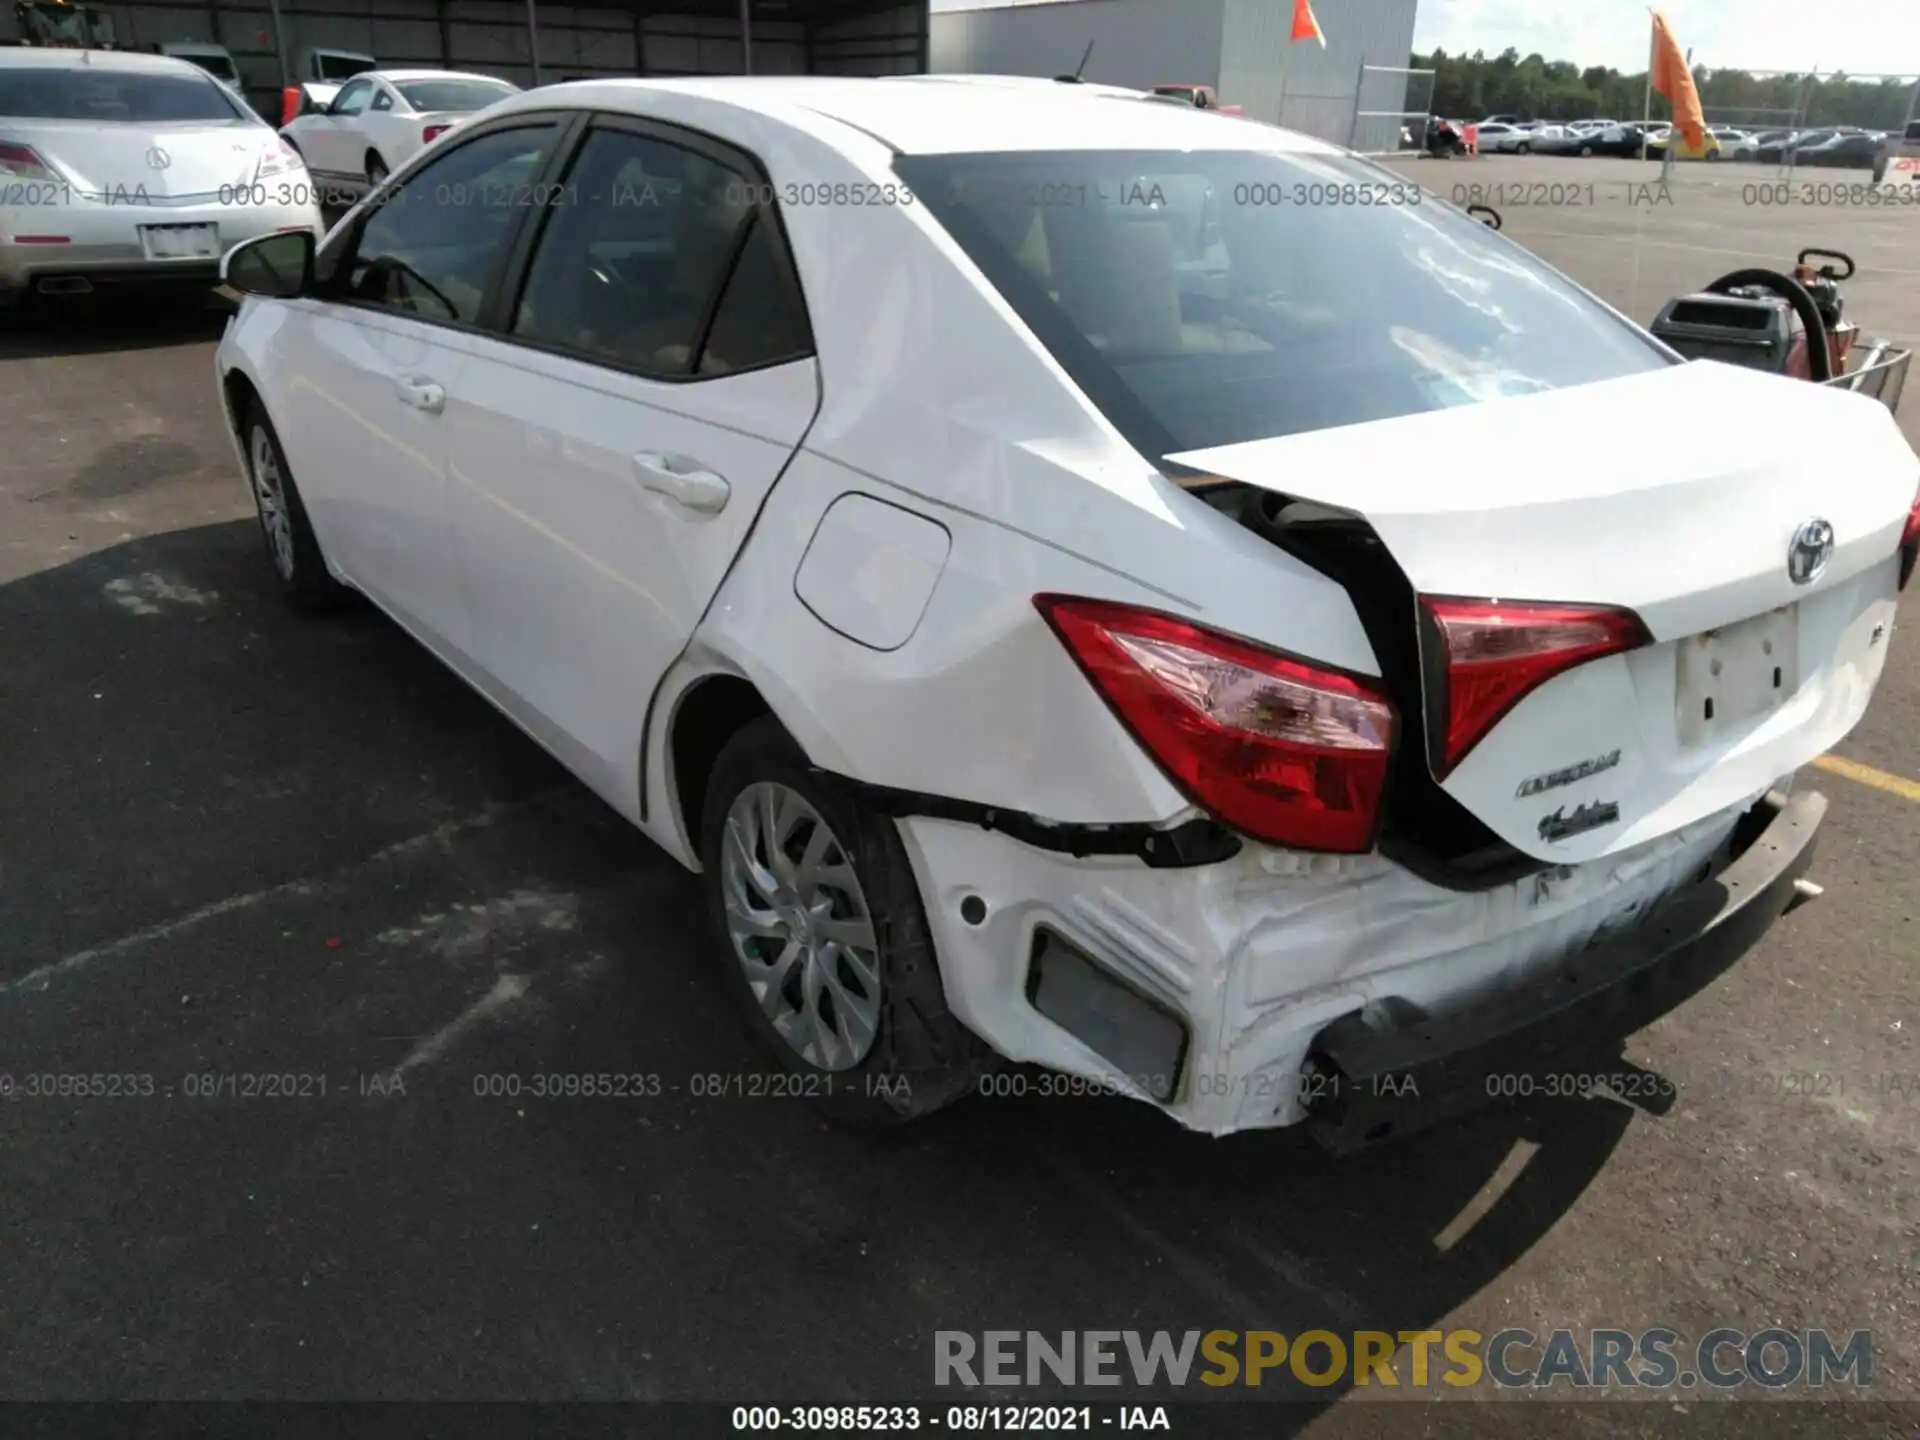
1301 788 1826 1153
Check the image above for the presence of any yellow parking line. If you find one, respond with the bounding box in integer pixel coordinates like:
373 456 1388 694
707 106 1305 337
1812 753 1920 803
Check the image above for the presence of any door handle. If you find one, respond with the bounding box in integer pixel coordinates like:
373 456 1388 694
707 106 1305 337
633 452 730 514
396 377 445 414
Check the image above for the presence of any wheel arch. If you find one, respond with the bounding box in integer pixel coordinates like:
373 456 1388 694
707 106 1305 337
656 669 789 870
221 364 263 444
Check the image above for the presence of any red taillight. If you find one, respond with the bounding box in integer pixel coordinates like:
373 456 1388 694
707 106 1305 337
282 87 301 127
1035 596 1396 854
1421 597 1650 777
423 124 451 144
0 141 58 181
1899 490 1920 591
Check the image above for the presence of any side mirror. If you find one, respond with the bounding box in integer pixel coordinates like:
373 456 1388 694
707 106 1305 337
222 228 315 298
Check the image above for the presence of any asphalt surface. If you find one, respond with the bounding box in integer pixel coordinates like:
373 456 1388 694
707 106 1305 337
0 158 1916 1434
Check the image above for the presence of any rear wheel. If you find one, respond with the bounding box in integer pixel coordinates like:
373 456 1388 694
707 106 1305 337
243 403 351 612
1515 141 1531 154
366 153 389 189
698 717 991 1126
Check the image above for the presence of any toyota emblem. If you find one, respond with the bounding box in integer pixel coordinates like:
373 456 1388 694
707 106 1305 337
1787 517 1834 586
145 146 171 170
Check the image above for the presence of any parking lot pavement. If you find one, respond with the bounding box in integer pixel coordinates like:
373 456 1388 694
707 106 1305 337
1 181 1917 1433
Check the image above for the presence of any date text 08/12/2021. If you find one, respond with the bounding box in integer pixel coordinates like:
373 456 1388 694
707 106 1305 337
730 1406 1168 1432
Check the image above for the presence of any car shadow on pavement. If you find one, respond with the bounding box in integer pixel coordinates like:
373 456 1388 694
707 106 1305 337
0 522 1654 1414
0 289 232 361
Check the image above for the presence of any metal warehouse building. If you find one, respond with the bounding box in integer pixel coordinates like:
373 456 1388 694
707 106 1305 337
931 0 1419 150
4 0 927 120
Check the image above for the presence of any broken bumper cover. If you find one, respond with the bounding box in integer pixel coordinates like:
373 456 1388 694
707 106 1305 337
1300 789 1825 1153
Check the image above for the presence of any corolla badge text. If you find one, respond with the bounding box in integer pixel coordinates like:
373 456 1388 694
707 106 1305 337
1516 748 1622 798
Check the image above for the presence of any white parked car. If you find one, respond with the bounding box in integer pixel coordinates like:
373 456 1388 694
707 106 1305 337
0 49 323 310
280 68 519 192
159 41 245 98
212 78 1920 1148
1471 121 1528 153
1525 123 1586 153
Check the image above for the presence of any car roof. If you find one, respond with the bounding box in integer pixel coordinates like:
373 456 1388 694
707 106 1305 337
376 68 513 84
0 48 211 75
496 75 1336 156
899 73 1147 99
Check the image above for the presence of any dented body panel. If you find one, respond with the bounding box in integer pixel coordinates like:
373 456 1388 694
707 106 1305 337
899 795 1749 1134
214 77 1909 1139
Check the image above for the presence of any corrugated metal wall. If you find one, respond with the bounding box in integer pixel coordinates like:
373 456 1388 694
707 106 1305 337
1220 0 1415 146
811 4 924 74
10 1 923 119
930 0 1224 95
932 0 1416 149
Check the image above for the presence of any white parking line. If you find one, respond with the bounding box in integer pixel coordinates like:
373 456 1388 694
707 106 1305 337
0 796 551 999
1519 231 1920 278
395 971 532 1074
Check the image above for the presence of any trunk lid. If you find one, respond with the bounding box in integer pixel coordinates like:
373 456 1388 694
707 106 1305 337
28 120 265 199
1171 360 1916 864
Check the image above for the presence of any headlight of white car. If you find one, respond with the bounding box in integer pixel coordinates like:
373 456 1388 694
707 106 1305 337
254 137 304 183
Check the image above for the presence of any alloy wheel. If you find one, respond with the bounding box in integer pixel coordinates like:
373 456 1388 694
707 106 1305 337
249 425 295 581
719 781 882 1072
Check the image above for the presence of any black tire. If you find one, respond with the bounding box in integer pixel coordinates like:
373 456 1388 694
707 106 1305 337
241 401 352 612
1579 144 1594 156
1515 141 1531 154
698 717 993 1127
366 153 389 189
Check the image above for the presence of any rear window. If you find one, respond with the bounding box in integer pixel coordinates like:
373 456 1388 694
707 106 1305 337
0 67 242 121
895 148 1669 457
181 54 238 82
395 79 516 113
317 54 373 81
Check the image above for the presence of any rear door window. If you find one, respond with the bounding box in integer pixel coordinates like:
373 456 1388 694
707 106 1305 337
506 126 758 376
897 147 1670 458
694 212 813 375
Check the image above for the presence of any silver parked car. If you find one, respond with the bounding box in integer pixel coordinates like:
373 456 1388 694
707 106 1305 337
0 48 325 310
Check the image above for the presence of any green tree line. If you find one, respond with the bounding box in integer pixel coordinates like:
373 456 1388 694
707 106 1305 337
1415 47 1919 131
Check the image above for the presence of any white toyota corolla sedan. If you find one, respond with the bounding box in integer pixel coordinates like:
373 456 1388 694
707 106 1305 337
213 78 1920 1149
0 48 322 309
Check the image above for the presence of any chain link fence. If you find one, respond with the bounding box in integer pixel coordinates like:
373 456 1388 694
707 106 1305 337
1347 64 1435 155
1681 68 1919 176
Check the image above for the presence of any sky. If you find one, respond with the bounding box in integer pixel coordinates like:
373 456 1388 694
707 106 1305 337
1410 0 1919 76
928 0 1920 78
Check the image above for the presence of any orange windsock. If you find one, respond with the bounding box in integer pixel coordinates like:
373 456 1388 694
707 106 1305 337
1290 0 1326 47
1649 12 1705 149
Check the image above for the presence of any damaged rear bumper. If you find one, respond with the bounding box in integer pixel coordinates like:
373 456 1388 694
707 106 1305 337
1300 788 1824 1152
900 786 1823 1143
